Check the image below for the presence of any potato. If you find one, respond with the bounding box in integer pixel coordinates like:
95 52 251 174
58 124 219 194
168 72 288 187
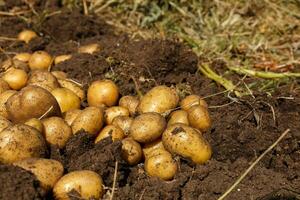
180 94 208 110
187 105 211 132
0 116 11 132
1 58 29 72
53 170 103 200
112 116 133 135
143 139 165 158
14 158 64 190
63 109 82 126
58 79 85 101
27 70 60 92
54 55 72 65
42 117 72 148
71 107 103 136
130 112 166 143
13 53 31 62
162 123 212 164
144 149 177 181
0 90 16 118
2 68 28 90
28 51 52 70
0 124 46 163
167 110 189 126
0 79 10 94
87 80 119 107
51 88 81 113
25 118 43 133
18 30 37 43
138 86 179 115
104 106 130 124
95 125 124 143
119 95 139 116
6 86 61 123
78 43 99 54
52 71 68 80
121 138 142 165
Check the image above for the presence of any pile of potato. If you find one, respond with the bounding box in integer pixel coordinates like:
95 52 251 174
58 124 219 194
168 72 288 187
0 30 212 199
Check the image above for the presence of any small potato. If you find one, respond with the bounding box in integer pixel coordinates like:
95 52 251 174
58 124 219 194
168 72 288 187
144 149 177 181
121 138 142 165
13 53 31 62
0 90 16 118
0 116 11 132
1 58 30 72
138 86 179 115
180 94 208 111
27 70 60 92
130 112 166 143
28 51 52 70
162 123 212 164
52 71 68 80
58 79 85 101
95 125 124 143
87 79 119 107
42 117 72 148
187 105 211 132
78 43 100 54
104 106 129 124
2 68 28 90
119 95 139 116
0 79 10 94
54 55 72 65
6 86 61 123
112 116 133 135
64 109 82 126
71 107 103 136
14 158 64 190
53 170 103 200
18 30 37 43
25 118 43 133
143 139 165 158
167 110 189 126
51 88 81 113
0 124 46 163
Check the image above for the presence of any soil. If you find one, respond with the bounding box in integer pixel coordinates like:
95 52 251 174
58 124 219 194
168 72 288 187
0 1 299 200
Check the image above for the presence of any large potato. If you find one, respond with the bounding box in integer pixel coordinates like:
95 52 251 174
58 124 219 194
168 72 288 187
0 124 46 163
187 105 211 132
104 106 129 124
27 70 60 92
138 86 179 114
121 138 142 165
0 90 16 119
14 158 64 190
162 123 212 164
53 170 103 200
6 86 61 123
130 112 166 143
0 116 11 132
58 79 85 101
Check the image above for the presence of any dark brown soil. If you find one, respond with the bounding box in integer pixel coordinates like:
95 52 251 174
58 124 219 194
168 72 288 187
0 2 299 200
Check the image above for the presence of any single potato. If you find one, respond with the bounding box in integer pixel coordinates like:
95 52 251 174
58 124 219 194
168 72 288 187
78 43 100 54
51 87 81 113
187 105 211 132
27 70 60 92
167 110 189 126
180 94 208 110
119 95 139 116
25 118 44 133
18 30 37 43
58 79 85 101
52 71 68 80
54 55 72 65
143 139 165 158
13 53 31 62
104 106 130 124
121 138 142 165
95 125 125 143
2 68 28 90
28 51 52 70
112 116 133 135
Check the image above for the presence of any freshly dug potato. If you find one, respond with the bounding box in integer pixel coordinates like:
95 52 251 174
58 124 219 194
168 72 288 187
14 158 64 190
112 116 133 135
180 94 208 110
2 68 28 90
27 70 60 92
25 118 43 133
130 112 166 143
58 79 85 101
119 95 139 116
168 110 189 126
42 117 72 148
28 51 52 70
87 79 119 107
63 109 82 126
51 88 81 113
13 53 31 62
0 79 10 94
143 139 165 158
54 55 72 65
0 116 11 132
0 90 16 118
52 71 68 80
187 105 211 132
18 30 37 43
95 125 124 143
162 123 212 164
53 170 103 200
6 86 61 123
121 138 142 165
0 124 46 163
1 58 29 72
78 43 99 54
138 86 179 115
71 107 103 136
144 149 177 181
104 106 130 124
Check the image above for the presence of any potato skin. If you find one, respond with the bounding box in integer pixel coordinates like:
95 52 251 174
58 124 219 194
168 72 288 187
187 105 211 132
119 95 139 116
27 70 60 92
121 138 142 165
130 112 166 143
112 116 133 135
167 110 189 126
0 124 46 163
0 90 16 119
6 86 61 123
0 79 10 94
63 109 82 126
51 87 81 113
2 68 28 90
24 118 43 133
143 139 165 158
162 123 212 164
104 106 130 124
95 125 125 143
180 94 208 111
58 79 85 101
14 158 64 190
0 116 11 132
